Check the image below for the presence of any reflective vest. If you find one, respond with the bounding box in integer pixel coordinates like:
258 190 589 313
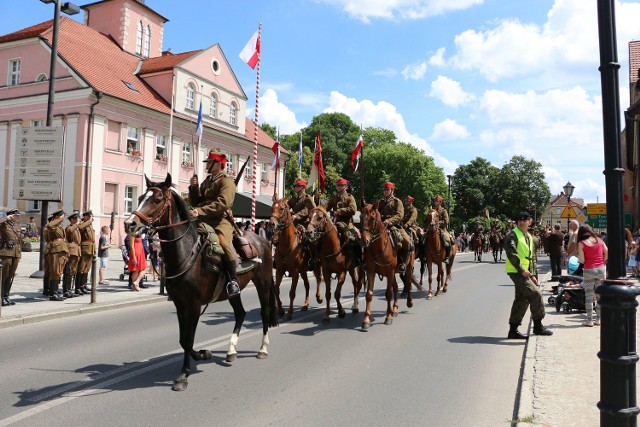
505 227 533 273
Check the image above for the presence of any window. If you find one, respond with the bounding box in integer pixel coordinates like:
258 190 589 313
226 154 234 175
182 142 192 165
124 186 138 214
35 73 47 82
8 58 20 86
229 102 237 126
104 183 117 214
209 94 217 118
186 84 195 110
143 25 151 58
136 21 143 55
106 120 122 151
126 126 140 153
261 163 268 181
27 200 39 211
31 120 44 127
156 135 167 161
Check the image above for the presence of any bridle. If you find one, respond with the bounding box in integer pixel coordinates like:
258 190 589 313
269 200 294 240
306 208 346 259
361 207 387 245
131 187 193 244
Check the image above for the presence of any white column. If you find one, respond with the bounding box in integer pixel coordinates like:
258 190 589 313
0 122 9 206
63 114 78 213
89 115 106 214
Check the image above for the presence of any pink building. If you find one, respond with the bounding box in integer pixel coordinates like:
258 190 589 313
0 0 284 245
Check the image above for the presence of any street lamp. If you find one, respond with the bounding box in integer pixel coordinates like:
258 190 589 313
32 0 79 278
563 181 575 232
446 174 452 230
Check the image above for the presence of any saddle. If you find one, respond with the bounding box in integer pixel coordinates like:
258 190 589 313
198 224 260 274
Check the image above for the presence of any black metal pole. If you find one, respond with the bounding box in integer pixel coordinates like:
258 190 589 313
0 260 3 318
596 1 640 425
447 174 452 230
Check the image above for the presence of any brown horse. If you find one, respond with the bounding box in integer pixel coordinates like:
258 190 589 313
489 229 503 263
420 208 456 299
359 202 415 330
124 174 278 392
268 197 323 320
305 206 364 320
472 231 485 262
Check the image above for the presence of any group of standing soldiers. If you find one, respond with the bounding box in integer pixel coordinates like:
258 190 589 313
43 209 96 301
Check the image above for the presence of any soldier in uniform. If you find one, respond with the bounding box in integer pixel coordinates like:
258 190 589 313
505 211 553 339
45 209 68 301
64 211 82 297
288 179 315 230
76 210 96 294
325 178 361 265
431 196 453 262
189 149 240 298
0 209 22 306
378 182 411 273
402 196 419 245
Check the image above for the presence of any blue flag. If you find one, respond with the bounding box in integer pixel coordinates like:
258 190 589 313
195 100 203 140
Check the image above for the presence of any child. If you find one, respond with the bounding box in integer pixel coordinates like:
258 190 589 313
98 225 110 285
631 240 640 277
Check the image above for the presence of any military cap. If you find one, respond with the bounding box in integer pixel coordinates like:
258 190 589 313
51 209 65 218
6 209 20 216
82 210 93 217
383 182 395 190
203 149 227 166
434 196 444 202
294 179 307 187
336 178 348 186
517 211 532 220
68 212 79 220
406 196 414 203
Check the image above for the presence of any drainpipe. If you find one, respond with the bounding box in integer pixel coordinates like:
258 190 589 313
83 90 102 212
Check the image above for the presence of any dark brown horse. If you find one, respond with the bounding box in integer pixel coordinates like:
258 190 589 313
268 197 323 320
472 231 485 262
124 174 278 392
359 202 415 330
305 206 364 320
489 229 503 263
420 208 456 299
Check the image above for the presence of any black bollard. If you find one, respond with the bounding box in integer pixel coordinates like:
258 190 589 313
159 262 165 295
596 279 640 426
90 256 97 304
0 259 3 317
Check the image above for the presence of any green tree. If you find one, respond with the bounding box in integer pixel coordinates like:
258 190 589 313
495 155 551 221
451 157 500 229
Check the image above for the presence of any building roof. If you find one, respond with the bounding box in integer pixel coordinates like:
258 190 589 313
139 50 201 74
0 20 54 44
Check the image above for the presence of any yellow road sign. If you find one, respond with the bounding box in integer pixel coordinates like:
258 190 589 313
587 203 606 215
561 204 578 219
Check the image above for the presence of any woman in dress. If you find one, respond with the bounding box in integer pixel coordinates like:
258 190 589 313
128 233 147 291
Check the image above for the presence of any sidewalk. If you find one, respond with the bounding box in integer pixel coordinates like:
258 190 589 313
0 249 167 329
517 269 640 427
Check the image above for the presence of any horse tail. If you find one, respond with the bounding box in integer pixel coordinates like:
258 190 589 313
268 278 279 328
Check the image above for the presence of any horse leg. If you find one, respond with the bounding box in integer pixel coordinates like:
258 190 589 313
362 270 375 330
335 271 347 319
274 268 285 317
322 267 332 321
300 271 311 311
225 293 247 362
172 302 205 392
427 260 434 300
314 265 324 304
384 275 396 325
350 267 362 313
255 275 279 360
419 258 426 287
405 256 414 308
286 273 299 320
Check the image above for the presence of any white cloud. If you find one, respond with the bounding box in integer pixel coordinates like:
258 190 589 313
401 62 427 80
430 119 469 140
258 89 307 134
374 68 398 78
428 47 446 67
317 0 485 23
429 75 474 107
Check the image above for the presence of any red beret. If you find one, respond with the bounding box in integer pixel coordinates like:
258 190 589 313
336 178 348 185
204 149 227 166
383 182 395 190
435 196 444 202
294 179 307 187
406 196 414 203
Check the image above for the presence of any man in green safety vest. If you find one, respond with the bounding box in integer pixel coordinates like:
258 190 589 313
504 211 553 339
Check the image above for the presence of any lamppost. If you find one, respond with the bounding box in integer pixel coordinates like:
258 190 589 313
32 0 79 278
446 174 452 230
563 181 575 232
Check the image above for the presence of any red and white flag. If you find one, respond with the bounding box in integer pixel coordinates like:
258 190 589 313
239 29 260 69
308 132 325 192
351 134 363 172
271 135 280 170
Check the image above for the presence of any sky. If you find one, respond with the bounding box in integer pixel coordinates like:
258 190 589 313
4 0 640 204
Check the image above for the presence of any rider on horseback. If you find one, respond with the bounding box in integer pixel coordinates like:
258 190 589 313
403 196 420 246
325 178 361 266
378 182 411 273
189 149 240 299
431 196 453 263
288 179 315 230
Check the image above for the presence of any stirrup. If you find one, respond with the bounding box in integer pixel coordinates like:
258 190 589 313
398 263 406 273
226 280 240 298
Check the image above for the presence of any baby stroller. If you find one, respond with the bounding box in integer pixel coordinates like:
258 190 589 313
119 244 130 281
551 256 589 313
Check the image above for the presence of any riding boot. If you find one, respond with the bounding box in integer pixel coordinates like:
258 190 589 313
224 260 241 299
444 245 451 264
533 320 553 336
507 324 527 340
62 272 73 298
49 279 65 301
43 276 50 297
81 273 91 293
398 246 409 273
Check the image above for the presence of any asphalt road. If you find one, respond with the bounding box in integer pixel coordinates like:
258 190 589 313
0 252 529 427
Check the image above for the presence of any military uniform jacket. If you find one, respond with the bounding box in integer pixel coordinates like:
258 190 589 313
0 218 22 258
79 220 96 256
432 205 449 229
325 192 356 225
287 193 315 223
65 222 81 257
403 205 419 231
45 217 68 254
378 196 404 227
504 228 532 274
189 172 236 238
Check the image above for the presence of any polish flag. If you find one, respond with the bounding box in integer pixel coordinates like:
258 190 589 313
239 29 260 69
351 134 363 172
308 132 325 192
271 137 280 170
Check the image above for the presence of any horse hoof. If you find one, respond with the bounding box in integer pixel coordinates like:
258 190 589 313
285 313 292 321
278 309 285 317
442 288 448 293
393 311 398 318
407 300 413 308
316 297 323 304
171 380 188 392
301 305 309 311
338 310 346 319
384 317 393 325
352 308 359 314
226 353 237 363
362 322 370 331
427 295 433 300
256 351 268 360
198 349 213 360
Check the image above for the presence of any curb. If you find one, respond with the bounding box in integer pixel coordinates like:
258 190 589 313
0 294 168 330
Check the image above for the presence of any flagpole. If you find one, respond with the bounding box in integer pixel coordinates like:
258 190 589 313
273 128 279 199
359 125 364 204
168 73 175 172
197 86 203 177
298 131 303 178
250 23 262 232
